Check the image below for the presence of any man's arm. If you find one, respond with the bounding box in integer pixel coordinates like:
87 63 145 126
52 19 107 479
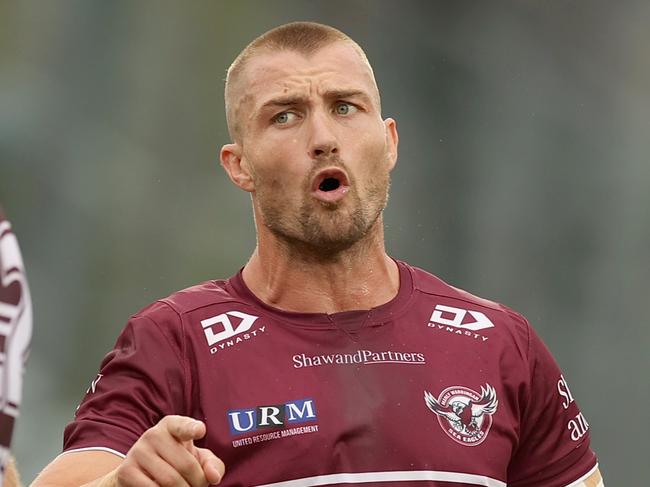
573 467 604 487
31 416 225 487
31 451 120 487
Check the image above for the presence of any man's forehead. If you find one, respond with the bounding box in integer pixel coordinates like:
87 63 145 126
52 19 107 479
234 43 379 110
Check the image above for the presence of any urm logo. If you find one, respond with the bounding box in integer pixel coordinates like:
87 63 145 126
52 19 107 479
429 304 494 331
227 398 317 435
201 311 258 346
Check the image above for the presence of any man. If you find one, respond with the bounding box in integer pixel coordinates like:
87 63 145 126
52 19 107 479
1 207 33 487
33 22 603 487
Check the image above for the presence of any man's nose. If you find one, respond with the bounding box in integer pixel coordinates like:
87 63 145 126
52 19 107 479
308 110 339 159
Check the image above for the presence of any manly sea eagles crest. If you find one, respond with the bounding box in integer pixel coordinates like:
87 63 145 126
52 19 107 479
424 384 498 446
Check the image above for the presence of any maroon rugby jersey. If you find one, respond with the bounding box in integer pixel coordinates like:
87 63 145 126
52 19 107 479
64 261 598 487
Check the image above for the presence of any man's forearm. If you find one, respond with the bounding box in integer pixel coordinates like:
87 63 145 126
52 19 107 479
30 451 122 487
80 470 117 487
574 467 604 487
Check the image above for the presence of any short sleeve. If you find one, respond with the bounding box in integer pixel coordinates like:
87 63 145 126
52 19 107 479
63 312 187 456
507 324 597 486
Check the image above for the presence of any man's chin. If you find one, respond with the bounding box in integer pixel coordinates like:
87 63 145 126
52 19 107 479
303 220 374 253
302 236 363 256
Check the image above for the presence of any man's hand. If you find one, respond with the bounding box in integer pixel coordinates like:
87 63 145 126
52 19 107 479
115 415 225 487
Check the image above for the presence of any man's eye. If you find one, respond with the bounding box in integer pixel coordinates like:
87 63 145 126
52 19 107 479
273 112 296 124
335 103 357 115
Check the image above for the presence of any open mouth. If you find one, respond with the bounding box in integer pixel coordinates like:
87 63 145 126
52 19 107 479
311 168 350 202
319 177 341 192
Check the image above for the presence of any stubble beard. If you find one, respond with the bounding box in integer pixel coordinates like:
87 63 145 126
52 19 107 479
257 157 391 258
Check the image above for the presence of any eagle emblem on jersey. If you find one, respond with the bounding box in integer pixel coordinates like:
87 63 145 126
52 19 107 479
424 384 498 446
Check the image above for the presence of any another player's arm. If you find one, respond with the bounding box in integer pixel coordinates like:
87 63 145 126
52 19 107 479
5 457 24 487
31 416 225 487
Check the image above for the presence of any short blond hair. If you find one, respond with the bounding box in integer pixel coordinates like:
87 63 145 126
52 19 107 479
224 21 376 141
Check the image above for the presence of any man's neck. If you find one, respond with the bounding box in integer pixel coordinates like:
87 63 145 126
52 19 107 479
241 223 400 314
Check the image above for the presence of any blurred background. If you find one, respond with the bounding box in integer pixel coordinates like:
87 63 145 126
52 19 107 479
1 0 648 483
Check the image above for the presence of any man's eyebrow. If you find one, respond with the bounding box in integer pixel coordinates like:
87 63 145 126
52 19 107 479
322 89 370 101
258 90 372 112
259 95 309 111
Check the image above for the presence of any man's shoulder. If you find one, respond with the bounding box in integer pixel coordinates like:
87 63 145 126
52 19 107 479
406 261 530 331
132 277 244 322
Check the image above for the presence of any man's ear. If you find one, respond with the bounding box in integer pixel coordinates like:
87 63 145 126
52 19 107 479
220 143 255 192
383 117 399 171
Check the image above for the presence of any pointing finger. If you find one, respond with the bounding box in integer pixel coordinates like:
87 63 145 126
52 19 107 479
196 447 226 485
163 415 206 442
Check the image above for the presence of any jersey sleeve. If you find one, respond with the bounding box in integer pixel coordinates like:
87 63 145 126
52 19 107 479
63 309 188 456
507 322 598 486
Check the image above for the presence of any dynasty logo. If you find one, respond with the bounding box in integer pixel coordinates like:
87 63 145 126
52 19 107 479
424 384 498 446
427 304 494 342
200 311 266 354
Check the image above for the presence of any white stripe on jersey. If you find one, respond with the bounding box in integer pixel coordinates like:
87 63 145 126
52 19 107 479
254 470 506 487
55 451 599 487
58 446 127 459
